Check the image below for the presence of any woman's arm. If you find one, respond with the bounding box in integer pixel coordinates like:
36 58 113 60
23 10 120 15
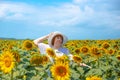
33 32 54 46
33 35 49 46
68 54 92 68
80 63 92 68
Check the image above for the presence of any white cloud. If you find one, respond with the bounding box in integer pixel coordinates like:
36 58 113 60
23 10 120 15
84 6 94 15
86 11 120 30
0 1 119 30
36 3 83 26
0 2 37 21
0 2 93 27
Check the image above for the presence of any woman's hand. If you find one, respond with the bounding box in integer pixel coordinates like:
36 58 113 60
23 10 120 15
80 63 92 69
47 32 54 39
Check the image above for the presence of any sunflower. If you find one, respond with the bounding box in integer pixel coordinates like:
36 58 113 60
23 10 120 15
116 55 120 61
55 55 69 64
106 49 115 55
0 51 15 73
73 55 82 63
50 62 70 80
80 46 89 54
46 48 56 58
90 46 102 58
113 44 119 50
41 55 50 65
74 48 81 55
23 40 34 50
30 55 42 66
102 42 110 49
86 76 102 80
12 50 20 63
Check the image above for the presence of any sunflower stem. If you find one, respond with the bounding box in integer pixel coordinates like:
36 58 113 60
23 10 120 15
106 54 109 66
11 70 13 80
1 72 2 80
97 57 100 68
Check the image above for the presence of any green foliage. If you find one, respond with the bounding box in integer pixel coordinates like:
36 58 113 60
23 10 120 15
0 39 120 80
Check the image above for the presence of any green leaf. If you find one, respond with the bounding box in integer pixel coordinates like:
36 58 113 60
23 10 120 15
47 77 54 80
85 68 102 77
71 62 78 68
71 69 80 79
31 75 41 80
76 67 84 74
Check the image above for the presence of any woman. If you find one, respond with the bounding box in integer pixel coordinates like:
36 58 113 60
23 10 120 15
33 31 69 55
33 31 91 68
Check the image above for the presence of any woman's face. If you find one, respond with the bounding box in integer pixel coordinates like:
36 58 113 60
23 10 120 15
54 35 63 47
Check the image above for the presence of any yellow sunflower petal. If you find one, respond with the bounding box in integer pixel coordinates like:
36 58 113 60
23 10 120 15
0 51 15 73
50 62 70 80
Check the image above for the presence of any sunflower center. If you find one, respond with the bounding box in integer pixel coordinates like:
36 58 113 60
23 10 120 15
26 42 32 48
76 57 81 61
75 49 80 53
5 58 11 67
56 66 67 76
117 56 120 60
82 48 88 53
92 48 98 53
103 44 110 49
108 50 113 54
49 51 54 55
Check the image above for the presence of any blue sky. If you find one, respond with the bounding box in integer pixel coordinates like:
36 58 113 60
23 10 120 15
0 0 120 40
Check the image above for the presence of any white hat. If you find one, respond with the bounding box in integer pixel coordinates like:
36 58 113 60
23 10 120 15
48 31 68 47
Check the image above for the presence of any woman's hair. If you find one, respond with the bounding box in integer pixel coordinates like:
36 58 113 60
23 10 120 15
51 34 63 46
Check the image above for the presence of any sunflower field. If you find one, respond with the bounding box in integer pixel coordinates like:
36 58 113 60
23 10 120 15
0 39 120 80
